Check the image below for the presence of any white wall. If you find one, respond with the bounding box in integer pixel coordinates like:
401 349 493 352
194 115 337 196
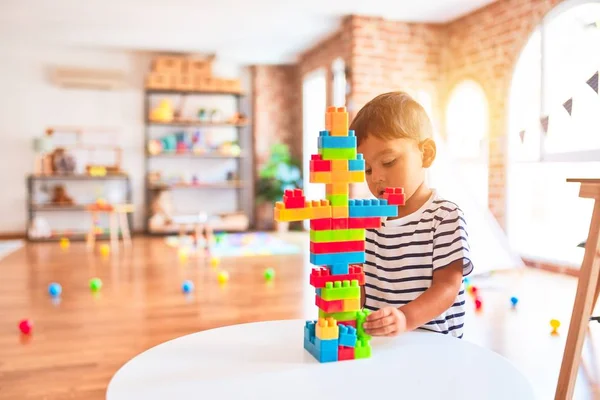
0 38 249 234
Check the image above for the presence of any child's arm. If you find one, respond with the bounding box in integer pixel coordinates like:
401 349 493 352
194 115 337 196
399 260 463 331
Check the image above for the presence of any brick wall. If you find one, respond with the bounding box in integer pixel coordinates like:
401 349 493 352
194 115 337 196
442 0 563 229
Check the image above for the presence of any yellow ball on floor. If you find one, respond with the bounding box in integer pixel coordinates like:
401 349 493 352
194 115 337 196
59 238 70 249
217 271 229 284
100 244 110 256
210 257 220 267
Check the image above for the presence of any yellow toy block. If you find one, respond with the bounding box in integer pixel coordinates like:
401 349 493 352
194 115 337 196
343 298 361 312
316 317 339 340
331 159 348 172
349 171 365 183
326 183 349 195
307 199 332 219
332 206 349 218
274 203 309 221
309 171 331 184
326 106 349 137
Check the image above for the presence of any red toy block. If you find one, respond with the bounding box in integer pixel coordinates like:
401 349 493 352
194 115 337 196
310 240 365 254
310 265 365 288
348 217 381 229
332 218 348 229
338 320 357 328
282 188 305 209
310 218 333 230
316 295 343 313
310 154 332 172
338 346 355 361
383 187 406 206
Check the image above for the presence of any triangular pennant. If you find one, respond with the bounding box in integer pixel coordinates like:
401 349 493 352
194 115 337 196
540 116 549 134
587 71 599 94
519 130 525 143
563 98 573 116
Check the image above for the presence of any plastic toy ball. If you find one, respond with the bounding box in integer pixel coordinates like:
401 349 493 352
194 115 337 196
100 244 110 257
59 237 70 250
48 283 62 297
210 257 220 268
217 271 229 284
550 319 561 335
510 296 519 307
182 280 194 293
475 297 482 311
264 268 275 281
19 319 33 335
89 278 103 292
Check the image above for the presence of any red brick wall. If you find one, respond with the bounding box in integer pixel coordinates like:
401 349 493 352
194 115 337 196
442 0 563 229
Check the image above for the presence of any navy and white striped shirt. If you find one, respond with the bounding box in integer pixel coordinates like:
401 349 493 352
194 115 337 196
364 190 473 338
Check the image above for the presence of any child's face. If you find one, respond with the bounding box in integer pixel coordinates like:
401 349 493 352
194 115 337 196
358 135 428 201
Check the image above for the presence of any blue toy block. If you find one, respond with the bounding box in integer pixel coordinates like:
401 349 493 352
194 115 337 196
348 154 365 171
304 320 339 363
348 199 398 218
329 264 350 275
316 288 322 297
310 251 365 266
339 324 357 348
318 131 357 149
315 337 338 352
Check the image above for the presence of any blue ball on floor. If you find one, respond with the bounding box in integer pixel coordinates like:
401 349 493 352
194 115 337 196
48 283 62 297
510 296 519 307
182 280 194 294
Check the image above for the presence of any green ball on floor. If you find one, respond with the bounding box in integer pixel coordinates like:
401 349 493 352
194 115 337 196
264 268 275 281
89 278 103 292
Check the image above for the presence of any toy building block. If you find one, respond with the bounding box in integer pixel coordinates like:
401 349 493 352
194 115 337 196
338 346 355 361
348 217 381 229
320 147 357 160
310 170 364 184
310 154 331 172
315 336 338 353
343 298 361 312
319 309 358 321
382 187 406 206
318 130 356 149
339 324 358 348
321 280 361 301
326 183 349 195
338 319 357 328
325 106 349 137
327 194 349 206
329 264 350 275
282 189 305 209
332 218 349 229
332 206 349 218
316 317 339 340
310 240 365 254
304 321 338 363
348 154 365 171
316 296 343 313
348 199 398 218
331 160 349 172
310 218 332 231
310 228 365 243
356 309 372 340
355 338 372 359
309 171 332 184
310 265 365 288
310 251 365 266
275 199 332 222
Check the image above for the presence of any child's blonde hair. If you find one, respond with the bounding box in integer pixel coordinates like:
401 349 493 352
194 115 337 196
349 91 433 145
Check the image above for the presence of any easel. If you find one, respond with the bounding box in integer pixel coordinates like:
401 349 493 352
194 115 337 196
555 178 600 399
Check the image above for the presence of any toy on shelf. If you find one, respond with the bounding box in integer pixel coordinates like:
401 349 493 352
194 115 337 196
50 184 74 206
150 99 175 122
274 106 406 363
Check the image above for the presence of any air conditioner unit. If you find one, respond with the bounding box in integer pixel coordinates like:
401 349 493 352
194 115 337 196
50 67 126 90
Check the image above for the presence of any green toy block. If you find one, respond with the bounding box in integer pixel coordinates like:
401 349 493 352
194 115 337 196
355 338 372 359
356 309 372 340
318 309 358 321
321 280 360 301
319 147 357 160
327 194 349 206
310 229 365 243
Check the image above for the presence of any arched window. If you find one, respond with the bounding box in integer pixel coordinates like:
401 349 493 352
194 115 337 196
507 0 600 268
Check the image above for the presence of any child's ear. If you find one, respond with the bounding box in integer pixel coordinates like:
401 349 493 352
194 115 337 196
419 139 436 168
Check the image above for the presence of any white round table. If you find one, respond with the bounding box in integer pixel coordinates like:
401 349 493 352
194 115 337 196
106 319 535 400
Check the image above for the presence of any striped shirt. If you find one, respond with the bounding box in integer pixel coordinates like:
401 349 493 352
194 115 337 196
364 190 473 338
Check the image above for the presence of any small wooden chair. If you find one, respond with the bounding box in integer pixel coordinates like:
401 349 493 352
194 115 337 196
86 203 134 253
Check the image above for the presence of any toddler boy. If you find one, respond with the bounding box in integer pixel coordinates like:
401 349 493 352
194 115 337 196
351 92 473 339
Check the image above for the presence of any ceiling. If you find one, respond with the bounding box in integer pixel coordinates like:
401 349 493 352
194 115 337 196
1 0 497 64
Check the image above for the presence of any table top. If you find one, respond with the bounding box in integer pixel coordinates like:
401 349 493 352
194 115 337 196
567 178 600 184
106 319 535 400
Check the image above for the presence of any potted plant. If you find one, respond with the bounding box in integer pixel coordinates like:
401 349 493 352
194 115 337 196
256 143 302 231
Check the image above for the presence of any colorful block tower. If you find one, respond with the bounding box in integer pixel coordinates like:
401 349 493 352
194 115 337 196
274 106 406 363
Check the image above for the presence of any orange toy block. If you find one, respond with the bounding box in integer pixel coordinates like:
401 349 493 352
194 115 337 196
326 183 349 196
332 206 349 218
325 106 349 137
316 317 339 340
310 171 331 184
331 160 349 172
312 171 364 184
343 298 361 312
274 199 331 222
308 199 333 219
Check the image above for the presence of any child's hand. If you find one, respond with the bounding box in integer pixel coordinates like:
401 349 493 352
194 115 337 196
363 307 407 336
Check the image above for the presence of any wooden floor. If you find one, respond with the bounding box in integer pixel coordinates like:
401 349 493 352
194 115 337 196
0 235 599 399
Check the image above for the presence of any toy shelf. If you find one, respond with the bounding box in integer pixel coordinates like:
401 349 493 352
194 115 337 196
144 88 254 234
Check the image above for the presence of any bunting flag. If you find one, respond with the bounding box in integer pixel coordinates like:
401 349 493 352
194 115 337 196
587 71 599 94
563 98 573 115
519 130 525 143
540 116 550 134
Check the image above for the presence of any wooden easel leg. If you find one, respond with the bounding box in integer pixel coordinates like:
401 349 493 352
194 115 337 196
555 200 600 399
119 212 132 248
110 212 119 253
